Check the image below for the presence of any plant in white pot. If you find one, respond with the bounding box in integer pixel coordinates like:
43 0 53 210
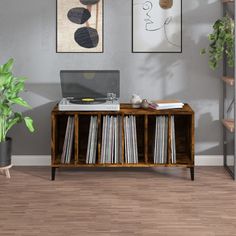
0 58 35 167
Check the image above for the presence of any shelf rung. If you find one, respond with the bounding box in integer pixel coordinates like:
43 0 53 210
222 119 235 133
222 77 235 86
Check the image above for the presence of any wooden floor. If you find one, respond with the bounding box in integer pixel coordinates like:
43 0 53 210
0 167 236 236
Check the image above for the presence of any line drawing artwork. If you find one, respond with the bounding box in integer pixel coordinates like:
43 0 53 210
143 1 180 48
133 0 182 52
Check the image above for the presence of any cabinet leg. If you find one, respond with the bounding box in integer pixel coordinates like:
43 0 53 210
51 167 56 181
190 167 194 181
5 169 11 179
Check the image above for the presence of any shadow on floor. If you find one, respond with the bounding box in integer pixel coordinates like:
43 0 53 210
12 166 192 181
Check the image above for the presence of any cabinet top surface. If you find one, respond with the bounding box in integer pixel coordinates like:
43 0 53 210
52 103 194 115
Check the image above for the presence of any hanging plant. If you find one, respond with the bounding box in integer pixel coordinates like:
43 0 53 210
201 15 234 70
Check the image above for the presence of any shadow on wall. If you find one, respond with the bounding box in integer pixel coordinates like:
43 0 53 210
26 83 62 101
134 0 222 155
195 112 222 155
9 101 57 155
136 0 220 99
8 83 61 155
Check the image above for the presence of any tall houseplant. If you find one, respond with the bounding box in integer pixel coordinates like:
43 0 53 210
201 15 235 70
0 58 35 166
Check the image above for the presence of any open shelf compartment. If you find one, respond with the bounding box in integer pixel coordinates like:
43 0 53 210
174 115 193 165
52 114 76 165
78 115 99 165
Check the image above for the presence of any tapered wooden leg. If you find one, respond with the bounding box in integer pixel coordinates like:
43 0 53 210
51 167 56 181
0 165 12 179
190 167 194 181
5 169 10 179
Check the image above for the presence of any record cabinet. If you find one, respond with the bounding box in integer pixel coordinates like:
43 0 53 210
51 104 195 180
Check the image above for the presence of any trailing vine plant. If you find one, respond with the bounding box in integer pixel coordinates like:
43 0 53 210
201 15 234 70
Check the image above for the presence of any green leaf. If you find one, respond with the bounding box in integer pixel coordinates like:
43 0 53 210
5 115 22 134
2 58 14 73
13 81 25 93
209 61 217 70
15 77 28 83
0 104 11 116
10 97 31 108
0 72 12 87
200 49 206 55
24 117 35 132
208 34 215 41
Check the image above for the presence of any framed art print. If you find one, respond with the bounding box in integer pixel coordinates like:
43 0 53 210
132 0 182 53
57 0 104 53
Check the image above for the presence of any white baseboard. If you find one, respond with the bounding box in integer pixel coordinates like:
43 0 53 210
195 155 223 166
12 155 225 166
12 155 51 166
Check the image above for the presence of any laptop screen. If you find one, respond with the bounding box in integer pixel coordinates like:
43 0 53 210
60 70 120 99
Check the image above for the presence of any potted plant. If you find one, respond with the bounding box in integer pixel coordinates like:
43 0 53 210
201 15 234 70
0 58 35 167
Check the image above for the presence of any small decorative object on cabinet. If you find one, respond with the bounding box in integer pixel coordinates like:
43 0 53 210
130 94 142 108
222 0 236 180
51 104 195 181
141 99 149 109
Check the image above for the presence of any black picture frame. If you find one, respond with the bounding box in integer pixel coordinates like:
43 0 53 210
56 0 104 53
132 0 182 53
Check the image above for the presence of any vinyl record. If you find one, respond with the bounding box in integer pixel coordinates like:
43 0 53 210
70 99 105 105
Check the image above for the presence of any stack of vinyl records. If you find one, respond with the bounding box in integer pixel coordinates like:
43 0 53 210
170 116 176 164
61 116 75 164
124 116 138 164
86 116 98 164
153 116 168 164
101 116 122 164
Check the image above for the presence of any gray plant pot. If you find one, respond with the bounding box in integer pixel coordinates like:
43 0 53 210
0 138 12 167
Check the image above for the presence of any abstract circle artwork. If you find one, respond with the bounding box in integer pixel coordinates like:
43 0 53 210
57 0 103 52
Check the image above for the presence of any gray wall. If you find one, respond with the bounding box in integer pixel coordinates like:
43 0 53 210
0 0 222 155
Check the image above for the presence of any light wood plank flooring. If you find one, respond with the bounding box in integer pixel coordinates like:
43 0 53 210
0 167 236 236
